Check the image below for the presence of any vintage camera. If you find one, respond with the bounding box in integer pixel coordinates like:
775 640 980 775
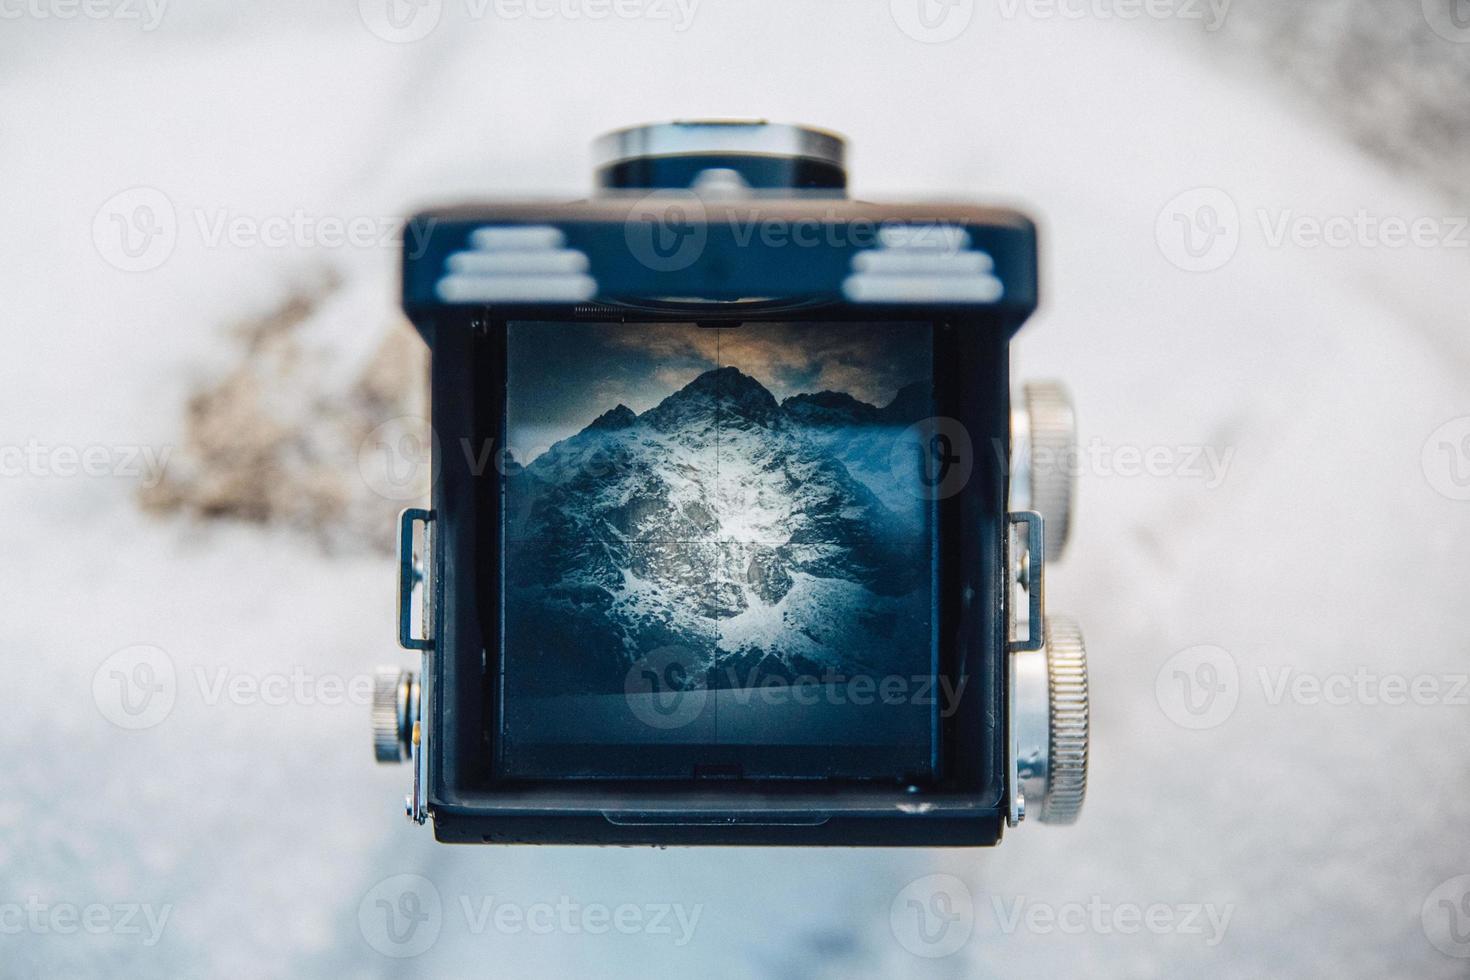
373 121 1088 845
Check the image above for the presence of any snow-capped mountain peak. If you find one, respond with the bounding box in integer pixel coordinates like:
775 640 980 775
506 368 933 692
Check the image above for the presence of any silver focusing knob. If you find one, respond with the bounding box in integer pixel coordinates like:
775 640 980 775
372 667 418 764
1013 381 1076 562
1014 616 1089 825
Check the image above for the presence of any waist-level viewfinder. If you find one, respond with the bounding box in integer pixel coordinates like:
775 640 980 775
375 121 1088 846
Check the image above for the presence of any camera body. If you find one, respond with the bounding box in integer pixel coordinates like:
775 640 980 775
374 121 1088 846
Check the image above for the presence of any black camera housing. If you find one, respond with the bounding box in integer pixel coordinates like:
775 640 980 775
395 125 1042 846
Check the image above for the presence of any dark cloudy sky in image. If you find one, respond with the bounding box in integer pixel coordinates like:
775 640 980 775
506 321 932 457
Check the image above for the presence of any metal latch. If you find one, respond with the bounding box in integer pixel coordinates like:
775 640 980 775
398 508 435 651
1007 510 1045 652
1006 510 1046 828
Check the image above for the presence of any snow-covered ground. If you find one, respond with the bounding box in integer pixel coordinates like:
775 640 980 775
2 3 1469 977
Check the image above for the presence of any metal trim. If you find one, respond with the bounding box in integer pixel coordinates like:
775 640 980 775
591 120 846 169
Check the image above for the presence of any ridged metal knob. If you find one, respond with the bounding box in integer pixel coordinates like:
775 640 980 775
1013 614 1090 826
1022 381 1076 562
1039 616 1089 825
372 667 417 764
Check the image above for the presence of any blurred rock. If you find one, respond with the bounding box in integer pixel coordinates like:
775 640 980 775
140 270 428 554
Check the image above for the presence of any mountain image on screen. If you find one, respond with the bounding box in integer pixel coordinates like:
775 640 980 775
505 365 935 696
